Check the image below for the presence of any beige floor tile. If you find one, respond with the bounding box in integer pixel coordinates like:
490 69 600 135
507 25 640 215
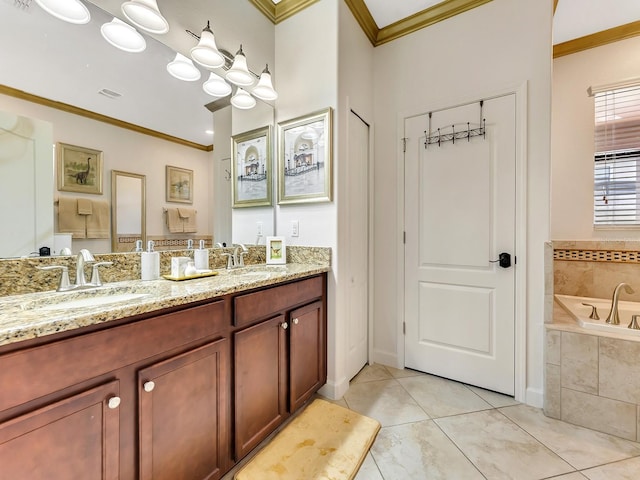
397 374 493 418
581 456 640 480
383 365 425 379
549 473 588 479
466 384 520 408
353 452 383 480
435 409 575 480
371 420 485 480
351 363 394 383
344 379 429 427
499 404 640 470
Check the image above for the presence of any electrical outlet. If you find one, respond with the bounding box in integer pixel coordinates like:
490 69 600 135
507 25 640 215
256 221 263 236
291 220 299 237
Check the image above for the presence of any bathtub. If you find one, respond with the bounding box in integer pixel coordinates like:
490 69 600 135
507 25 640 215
555 294 640 337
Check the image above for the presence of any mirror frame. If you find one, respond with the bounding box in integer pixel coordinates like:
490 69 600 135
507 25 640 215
111 170 146 252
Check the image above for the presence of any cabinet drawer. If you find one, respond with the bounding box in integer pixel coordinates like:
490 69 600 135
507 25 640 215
234 276 323 327
0 300 225 412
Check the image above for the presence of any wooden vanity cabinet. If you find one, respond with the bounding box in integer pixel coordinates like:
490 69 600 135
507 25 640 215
0 299 230 480
0 380 121 480
233 275 327 461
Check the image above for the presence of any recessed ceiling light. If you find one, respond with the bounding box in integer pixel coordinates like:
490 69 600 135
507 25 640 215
205 130 214 135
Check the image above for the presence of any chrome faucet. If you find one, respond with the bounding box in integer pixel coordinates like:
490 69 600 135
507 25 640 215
605 282 635 325
75 248 95 287
233 244 248 267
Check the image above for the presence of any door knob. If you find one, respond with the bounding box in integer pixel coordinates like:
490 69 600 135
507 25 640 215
490 252 512 268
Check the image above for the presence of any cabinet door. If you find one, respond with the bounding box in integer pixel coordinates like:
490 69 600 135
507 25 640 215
234 315 288 460
138 339 229 480
290 301 326 412
0 380 120 480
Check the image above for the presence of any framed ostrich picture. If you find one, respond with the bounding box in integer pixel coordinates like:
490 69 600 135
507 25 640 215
57 143 104 194
166 165 193 204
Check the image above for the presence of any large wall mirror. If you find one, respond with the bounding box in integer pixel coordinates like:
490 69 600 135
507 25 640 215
0 1 276 256
111 171 146 252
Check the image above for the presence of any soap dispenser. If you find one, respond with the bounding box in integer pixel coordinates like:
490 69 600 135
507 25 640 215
141 240 160 280
194 239 209 271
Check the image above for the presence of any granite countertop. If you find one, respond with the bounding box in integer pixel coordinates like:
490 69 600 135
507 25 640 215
0 263 330 348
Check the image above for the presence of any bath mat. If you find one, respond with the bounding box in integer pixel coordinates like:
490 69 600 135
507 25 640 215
235 398 380 480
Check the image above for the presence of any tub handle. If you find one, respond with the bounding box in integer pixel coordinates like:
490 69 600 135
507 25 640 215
629 315 640 330
581 303 600 320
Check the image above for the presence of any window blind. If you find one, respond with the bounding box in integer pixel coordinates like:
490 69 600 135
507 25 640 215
593 84 640 225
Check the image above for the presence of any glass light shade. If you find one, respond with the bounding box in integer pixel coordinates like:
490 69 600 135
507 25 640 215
101 18 146 53
190 21 225 69
203 73 232 97
225 46 254 87
121 0 169 34
252 65 278 101
35 0 90 24
167 53 201 82
231 88 256 110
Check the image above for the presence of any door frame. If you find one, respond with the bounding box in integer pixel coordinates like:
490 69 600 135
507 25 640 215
395 82 528 402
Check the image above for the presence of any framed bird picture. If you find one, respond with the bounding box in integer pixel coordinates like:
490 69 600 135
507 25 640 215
57 142 103 194
166 165 193 204
266 236 286 265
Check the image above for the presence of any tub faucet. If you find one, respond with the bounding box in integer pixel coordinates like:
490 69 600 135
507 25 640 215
605 282 635 325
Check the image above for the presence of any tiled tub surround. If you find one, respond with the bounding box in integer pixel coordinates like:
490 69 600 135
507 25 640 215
0 245 331 297
546 240 640 442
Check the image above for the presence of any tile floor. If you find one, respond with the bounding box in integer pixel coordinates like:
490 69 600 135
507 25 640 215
224 363 640 479
343 364 640 480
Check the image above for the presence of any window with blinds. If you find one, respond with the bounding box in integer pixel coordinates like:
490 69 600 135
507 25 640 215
593 83 640 226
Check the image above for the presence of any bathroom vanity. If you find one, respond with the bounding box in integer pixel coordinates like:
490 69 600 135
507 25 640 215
0 265 328 479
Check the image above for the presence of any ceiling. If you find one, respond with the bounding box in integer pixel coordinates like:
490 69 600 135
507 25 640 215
1 0 639 150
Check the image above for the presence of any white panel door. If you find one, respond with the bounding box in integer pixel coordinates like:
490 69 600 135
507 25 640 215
346 110 370 380
404 95 516 395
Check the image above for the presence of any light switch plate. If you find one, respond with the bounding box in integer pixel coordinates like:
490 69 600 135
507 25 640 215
291 220 299 237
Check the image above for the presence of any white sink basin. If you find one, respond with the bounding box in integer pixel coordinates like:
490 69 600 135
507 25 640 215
27 293 151 312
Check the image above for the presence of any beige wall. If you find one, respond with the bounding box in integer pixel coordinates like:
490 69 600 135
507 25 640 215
371 0 553 406
552 36 640 240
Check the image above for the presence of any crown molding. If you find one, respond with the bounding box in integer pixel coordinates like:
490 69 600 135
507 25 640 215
248 0 320 24
0 85 213 152
553 20 640 58
343 0 492 47
376 0 492 46
553 0 558 15
343 0 377 44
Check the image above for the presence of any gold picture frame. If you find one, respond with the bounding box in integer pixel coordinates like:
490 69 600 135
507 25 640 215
166 165 193 204
57 142 103 194
231 125 272 208
277 107 332 204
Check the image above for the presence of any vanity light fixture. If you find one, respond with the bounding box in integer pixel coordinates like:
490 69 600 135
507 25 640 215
35 0 91 24
121 0 169 34
167 53 201 82
101 18 146 53
231 87 256 110
225 45 255 87
203 72 232 97
190 21 225 69
252 64 278 101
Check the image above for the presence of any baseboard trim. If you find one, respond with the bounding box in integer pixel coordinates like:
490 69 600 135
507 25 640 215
526 387 544 408
318 376 349 401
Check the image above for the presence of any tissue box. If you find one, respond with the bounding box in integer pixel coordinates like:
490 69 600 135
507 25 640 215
170 256 191 278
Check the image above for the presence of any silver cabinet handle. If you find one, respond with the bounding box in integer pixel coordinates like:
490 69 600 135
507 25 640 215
293 318 299 325
107 396 121 409
143 381 155 393
281 322 288 330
